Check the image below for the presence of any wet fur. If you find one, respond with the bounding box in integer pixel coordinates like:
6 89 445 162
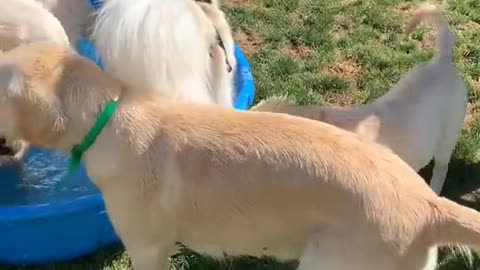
0 0 70 162
252 5 468 195
0 42 480 270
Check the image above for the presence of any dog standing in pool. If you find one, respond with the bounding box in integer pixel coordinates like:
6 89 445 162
3 42 480 270
0 0 237 161
0 0 71 163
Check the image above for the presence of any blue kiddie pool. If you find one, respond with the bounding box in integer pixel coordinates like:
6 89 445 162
0 29 255 266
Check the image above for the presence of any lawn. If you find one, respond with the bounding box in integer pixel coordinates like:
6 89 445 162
2 0 480 269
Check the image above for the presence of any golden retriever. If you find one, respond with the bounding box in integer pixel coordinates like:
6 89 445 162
0 0 70 162
252 5 468 195
0 42 480 270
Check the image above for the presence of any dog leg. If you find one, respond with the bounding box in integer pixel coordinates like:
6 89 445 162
430 161 449 195
210 45 234 108
297 229 393 270
11 140 30 161
430 92 467 194
128 244 175 270
299 232 438 270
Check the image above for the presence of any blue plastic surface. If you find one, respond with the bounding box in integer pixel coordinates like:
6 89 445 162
0 40 255 265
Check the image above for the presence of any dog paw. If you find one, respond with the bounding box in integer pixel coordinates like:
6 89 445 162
0 138 29 166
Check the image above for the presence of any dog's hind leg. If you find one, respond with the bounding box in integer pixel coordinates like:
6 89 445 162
297 229 396 270
128 244 177 270
431 82 468 195
299 231 439 270
431 134 459 194
430 159 449 195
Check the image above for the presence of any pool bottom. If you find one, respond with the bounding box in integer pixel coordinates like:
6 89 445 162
0 147 98 207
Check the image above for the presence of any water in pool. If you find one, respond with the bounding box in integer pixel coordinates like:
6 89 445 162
0 147 99 206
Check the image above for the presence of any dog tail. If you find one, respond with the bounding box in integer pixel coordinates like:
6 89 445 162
92 0 215 102
405 5 455 61
251 95 331 122
0 0 70 49
250 95 298 112
430 197 480 248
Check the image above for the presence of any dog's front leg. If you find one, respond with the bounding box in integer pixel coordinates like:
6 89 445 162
128 244 176 270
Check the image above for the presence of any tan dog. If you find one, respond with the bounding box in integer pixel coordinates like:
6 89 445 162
252 5 468 195
1 42 480 270
92 0 235 107
0 0 70 163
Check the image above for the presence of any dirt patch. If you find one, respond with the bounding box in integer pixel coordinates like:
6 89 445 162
417 31 436 50
325 59 360 79
464 103 476 127
395 2 414 16
234 29 263 57
339 0 359 7
281 42 314 59
224 0 255 9
330 14 353 40
324 91 358 106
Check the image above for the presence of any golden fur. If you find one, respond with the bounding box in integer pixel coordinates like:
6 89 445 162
0 42 480 270
0 0 70 162
252 5 468 195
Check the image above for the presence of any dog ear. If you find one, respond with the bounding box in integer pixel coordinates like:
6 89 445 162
0 63 24 100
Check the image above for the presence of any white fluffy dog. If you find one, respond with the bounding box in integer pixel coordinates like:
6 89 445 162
92 0 235 107
34 0 94 45
0 0 70 49
252 5 469 195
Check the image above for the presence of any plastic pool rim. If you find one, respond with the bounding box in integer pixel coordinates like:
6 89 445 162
0 43 255 265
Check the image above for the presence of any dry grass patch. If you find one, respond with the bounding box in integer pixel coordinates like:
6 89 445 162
234 29 263 57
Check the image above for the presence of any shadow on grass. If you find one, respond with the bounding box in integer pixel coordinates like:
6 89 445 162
171 248 297 270
2 159 480 270
419 157 480 270
0 245 126 270
418 157 480 210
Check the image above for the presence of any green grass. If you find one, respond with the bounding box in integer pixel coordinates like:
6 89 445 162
2 0 480 269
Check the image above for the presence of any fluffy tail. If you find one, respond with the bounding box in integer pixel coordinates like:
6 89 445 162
432 197 480 248
0 0 70 49
250 95 331 122
92 0 216 104
405 4 455 61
